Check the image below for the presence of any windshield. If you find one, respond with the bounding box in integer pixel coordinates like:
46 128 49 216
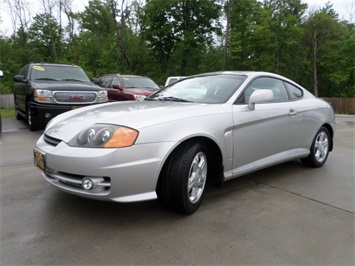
122 76 159 89
147 75 246 103
30 65 91 83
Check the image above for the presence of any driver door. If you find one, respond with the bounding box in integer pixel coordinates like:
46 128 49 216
231 77 302 176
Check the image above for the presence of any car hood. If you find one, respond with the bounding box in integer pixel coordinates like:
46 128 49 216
124 88 159 96
31 81 104 91
45 101 228 142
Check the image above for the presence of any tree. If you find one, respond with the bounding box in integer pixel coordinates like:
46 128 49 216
29 13 62 61
301 3 352 97
0 36 23 94
228 0 276 71
265 0 307 79
3 0 32 36
143 0 223 76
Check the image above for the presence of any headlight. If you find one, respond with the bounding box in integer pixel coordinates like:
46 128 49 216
133 95 146 101
34 89 53 103
68 124 139 148
97 91 108 102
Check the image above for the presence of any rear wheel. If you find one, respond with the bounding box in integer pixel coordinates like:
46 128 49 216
157 141 208 214
14 97 23 120
301 126 330 167
15 108 23 120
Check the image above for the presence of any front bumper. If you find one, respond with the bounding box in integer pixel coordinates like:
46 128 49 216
30 101 103 126
35 134 175 202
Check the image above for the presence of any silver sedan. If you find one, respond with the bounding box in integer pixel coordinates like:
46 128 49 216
34 71 335 214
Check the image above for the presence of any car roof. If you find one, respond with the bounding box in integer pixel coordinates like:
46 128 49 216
30 63 81 68
122 74 149 78
195 71 294 81
195 70 277 76
191 71 306 90
100 74 148 78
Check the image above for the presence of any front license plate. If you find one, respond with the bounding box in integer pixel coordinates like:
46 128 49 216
34 149 45 171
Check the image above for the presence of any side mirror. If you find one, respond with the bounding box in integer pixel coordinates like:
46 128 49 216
112 84 123 91
0 70 3 77
248 89 273 110
14 75 26 82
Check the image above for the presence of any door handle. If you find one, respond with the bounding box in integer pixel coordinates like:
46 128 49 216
289 109 298 116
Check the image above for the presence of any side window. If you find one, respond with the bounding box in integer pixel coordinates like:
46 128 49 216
99 77 111 88
19 65 29 78
23 66 30 79
285 82 303 100
168 78 177 85
237 77 289 104
112 77 120 87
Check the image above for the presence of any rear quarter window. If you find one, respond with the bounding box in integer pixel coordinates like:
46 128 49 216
285 82 303 100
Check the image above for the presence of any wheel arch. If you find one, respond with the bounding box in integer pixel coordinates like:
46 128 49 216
322 123 334 151
156 136 224 192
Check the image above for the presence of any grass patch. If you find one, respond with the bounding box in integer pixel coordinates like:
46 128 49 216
1 108 15 118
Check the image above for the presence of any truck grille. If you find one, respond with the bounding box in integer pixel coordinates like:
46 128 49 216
54 91 97 103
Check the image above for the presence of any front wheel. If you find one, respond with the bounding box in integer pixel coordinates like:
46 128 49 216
301 126 330 167
27 101 38 131
157 141 208 214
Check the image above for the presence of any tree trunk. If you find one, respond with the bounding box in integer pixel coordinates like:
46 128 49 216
312 27 318 97
224 0 232 70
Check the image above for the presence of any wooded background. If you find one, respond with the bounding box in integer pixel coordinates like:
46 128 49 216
0 0 354 99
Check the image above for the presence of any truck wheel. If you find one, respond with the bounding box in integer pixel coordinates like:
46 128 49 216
14 97 23 120
15 108 23 120
27 102 38 131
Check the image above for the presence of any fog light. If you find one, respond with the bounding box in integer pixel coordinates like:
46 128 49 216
45 113 51 119
82 178 94 190
82 177 105 191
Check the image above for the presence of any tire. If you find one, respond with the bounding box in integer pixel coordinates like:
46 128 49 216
15 108 22 120
14 97 23 120
301 126 330 168
27 101 38 131
157 141 208 214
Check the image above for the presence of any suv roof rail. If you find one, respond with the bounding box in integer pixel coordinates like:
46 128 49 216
31 62 78 67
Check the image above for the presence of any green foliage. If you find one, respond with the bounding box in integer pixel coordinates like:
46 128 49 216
0 36 23 94
29 13 62 61
301 3 354 96
0 0 353 97
142 0 223 76
228 0 276 71
0 109 15 119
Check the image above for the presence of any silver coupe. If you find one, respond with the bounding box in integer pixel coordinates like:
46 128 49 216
34 71 335 214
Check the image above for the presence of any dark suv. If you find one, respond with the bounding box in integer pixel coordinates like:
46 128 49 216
13 63 108 131
98 74 160 102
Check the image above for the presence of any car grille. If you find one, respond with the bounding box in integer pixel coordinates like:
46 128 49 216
45 169 111 194
54 91 97 103
44 134 62 146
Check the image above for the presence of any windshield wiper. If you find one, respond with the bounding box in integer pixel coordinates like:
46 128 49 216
61 79 85 82
154 96 191 102
34 78 58 81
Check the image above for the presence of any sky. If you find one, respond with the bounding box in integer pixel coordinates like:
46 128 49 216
306 0 354 21
0 0 353 36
